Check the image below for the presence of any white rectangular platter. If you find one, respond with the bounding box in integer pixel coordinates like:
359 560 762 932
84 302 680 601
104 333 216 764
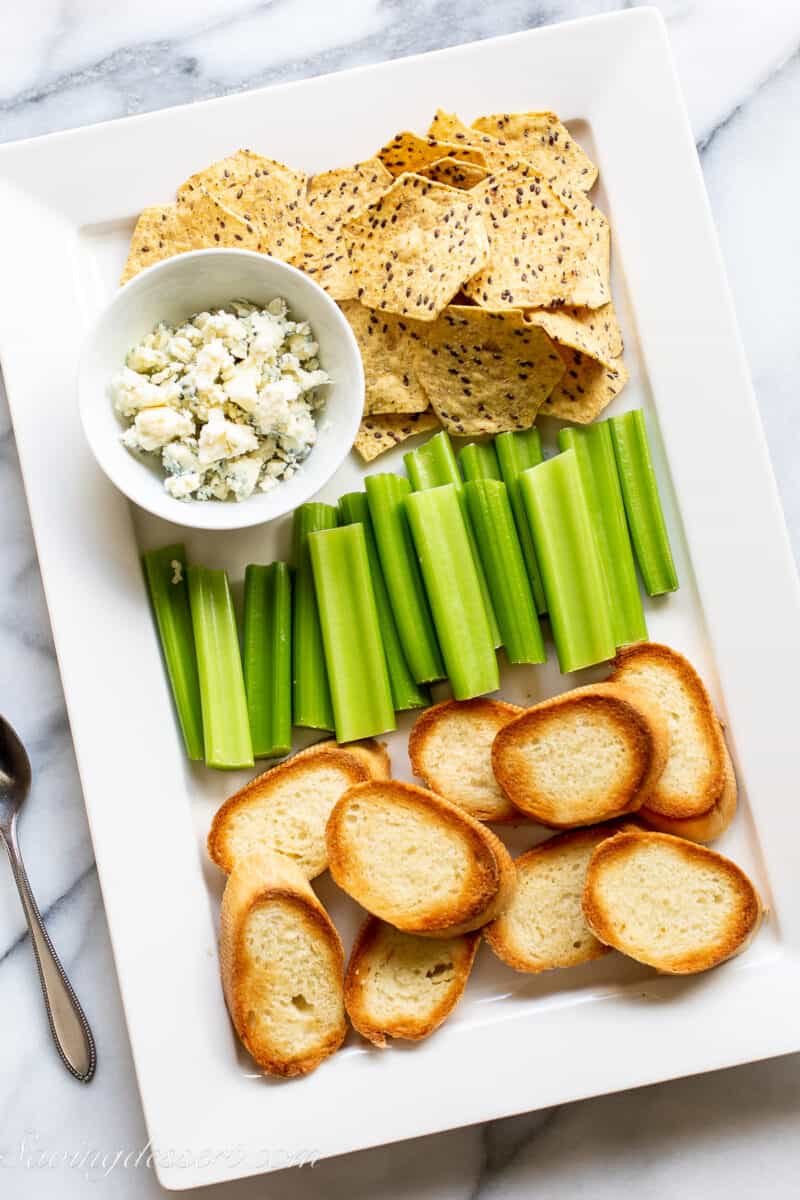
2 8 800 1192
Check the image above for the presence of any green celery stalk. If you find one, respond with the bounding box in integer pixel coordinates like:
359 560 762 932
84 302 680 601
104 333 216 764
243 563 292 758
559 424 648 647
608 410 679 596
464 480 546 665
520 451 616 674
404 430 501 648
494 429 548 614
338 492 429 711
292 503 338 730
404 484 499 700
309 524 396 743
187 566 253 769
142 544 204 761
458 441 502 483
365 474 445 684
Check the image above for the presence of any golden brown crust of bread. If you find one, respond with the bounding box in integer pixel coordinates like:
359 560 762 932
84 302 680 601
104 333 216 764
610 642 728 819
207 747 370 875
582 830 763 974
491 684 669 828
294 737 391 779
219 851 346 1077
408 698 524 823
638 737 737 843
325 780 516 936
344 916 480 1046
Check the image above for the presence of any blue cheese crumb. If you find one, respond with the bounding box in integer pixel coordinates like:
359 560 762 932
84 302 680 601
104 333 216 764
111 300 329 501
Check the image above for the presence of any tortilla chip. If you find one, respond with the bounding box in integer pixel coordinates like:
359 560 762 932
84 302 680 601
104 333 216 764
177 149 306 259
354 410 441 461
427 110 520 173
340 300 430 414
343 173 489 321
471 112 597 191
540 350 628 423
292 226 356 301
377 132 486 176
120 192 265 285
525 302 623 362
553 184 610 292
462 163 608 310
417 157 488 189
302 158 392 235
408 305 564 435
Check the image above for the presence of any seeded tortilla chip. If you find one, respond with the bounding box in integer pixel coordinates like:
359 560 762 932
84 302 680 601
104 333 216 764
525 302 623 362
121 192 265 285
302 157 392 235
427 110 521 173
462 163 609 310
292 226 356 301
343 173 489 321
553 183 610 292
540 350 628 423
177 149 306 259
340 300 430 415
417 156 488 189
409 305 564 435
472 112 597 191
354 410 441 461
377 131 486 176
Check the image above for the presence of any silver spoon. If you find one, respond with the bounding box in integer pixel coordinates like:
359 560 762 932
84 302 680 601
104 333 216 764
0 716 96 1082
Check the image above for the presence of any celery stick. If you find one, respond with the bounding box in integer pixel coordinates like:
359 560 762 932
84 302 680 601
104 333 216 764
365 474 445 684
494 429 547 614
464 480 546 665
142 544 204 761
309 525 396 743
609 410 678 596
243 563 292 758
404 430 501 647
559 425 648 647
520 451 616 674
187 566 253 769
404 484 499 699
292 503 338 730
338 492 429 711
458 441 502 483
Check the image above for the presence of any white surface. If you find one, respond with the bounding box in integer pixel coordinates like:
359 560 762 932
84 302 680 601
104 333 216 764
79 249 363 530
1 2 800 1198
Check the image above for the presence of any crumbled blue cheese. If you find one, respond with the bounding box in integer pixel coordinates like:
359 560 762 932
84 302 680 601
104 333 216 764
111 299 329 501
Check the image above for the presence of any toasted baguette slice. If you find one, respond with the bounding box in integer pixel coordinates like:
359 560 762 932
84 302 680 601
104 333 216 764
637 744 737 843
208 747 369 878
484 825 627 972
294 737 391 779
491 683 669 828
583 830 763 974
345 917 480 1046
219 851 346 1076
326 780 516 936
610 643 734 822
408 698 524 822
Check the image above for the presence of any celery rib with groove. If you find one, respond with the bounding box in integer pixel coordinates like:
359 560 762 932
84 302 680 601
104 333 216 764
404 430 501 647
520 451 616 674
458 441 502 483
243 563 292 758
142 544 204 761
559 424 648 647
404 484 499 700
338 492 429 711
608 409 678 596
292 503 338 730
464 480 546 665
187 566 253 769
365 474 444 684
494 429 548 614
309 524 396 743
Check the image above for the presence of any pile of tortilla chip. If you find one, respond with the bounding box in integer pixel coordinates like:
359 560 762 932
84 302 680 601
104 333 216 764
121 109 628 463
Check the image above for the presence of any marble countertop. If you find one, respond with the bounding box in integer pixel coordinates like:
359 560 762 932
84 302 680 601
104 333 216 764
2 1 799 1195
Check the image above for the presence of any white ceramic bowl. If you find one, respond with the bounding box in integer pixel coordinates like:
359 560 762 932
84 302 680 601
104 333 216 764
78 249 364 530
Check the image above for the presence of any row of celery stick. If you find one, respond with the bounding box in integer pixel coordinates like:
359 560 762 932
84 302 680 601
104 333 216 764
143 407 677 769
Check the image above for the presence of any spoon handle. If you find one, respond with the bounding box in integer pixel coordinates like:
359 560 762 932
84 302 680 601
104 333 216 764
2 829 97 1082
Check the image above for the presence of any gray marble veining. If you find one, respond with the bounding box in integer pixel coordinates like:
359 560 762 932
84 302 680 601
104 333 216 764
1 1 800 1196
